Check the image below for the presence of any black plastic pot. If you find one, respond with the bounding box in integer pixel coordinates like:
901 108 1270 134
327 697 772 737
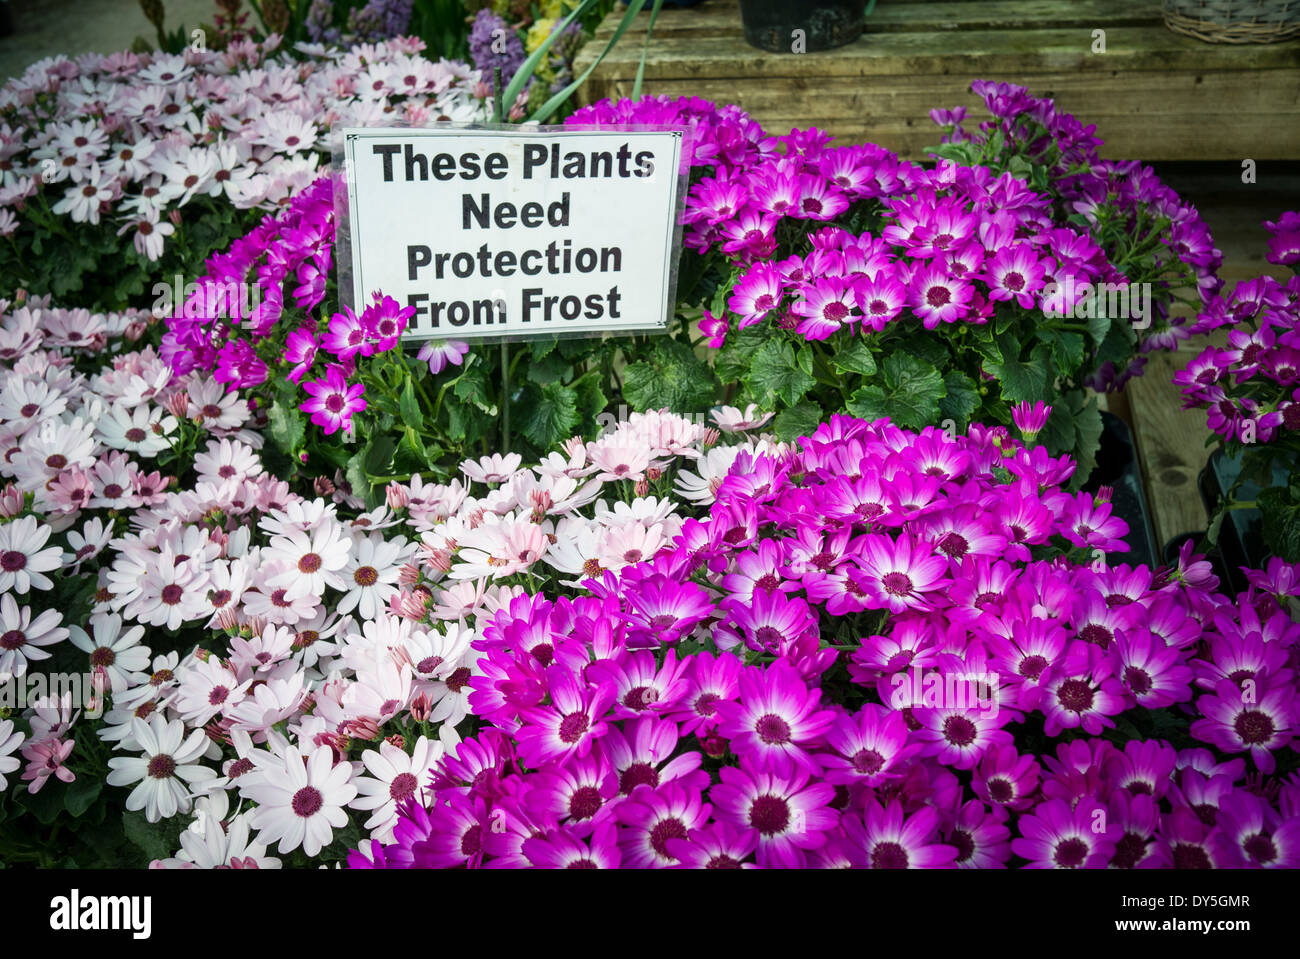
739 0 874 53
1080 412 1160 571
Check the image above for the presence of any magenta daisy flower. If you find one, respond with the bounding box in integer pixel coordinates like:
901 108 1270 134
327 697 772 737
529 751 620 834
841 800 959 869
907 260 972 328
942 798 1012 869
299 364 366 435
619 575 714 648
615 780 712 868
1214 790 1300 868
792 276 858 341
983 243 1045 308
1105 791 1162 869
1189 678 1295 774
667 650 742 737
728 262 784 329
853 270 906 332
1029 643 1128 737
587 648 691 720
720 589 818 655
522 820 622 869
1113 627 1194 709
320 305 373 362
601 716 707 796
972 744 1041 812
1011 798 1116 869
664 819 758 869
914 704 1013 771
514 665 615 768
714 660 837 777
848 532 952 614
282 326 318 385
710 760 839 868
820 704 921 786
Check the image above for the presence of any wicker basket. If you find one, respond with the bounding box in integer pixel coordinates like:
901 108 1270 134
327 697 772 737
1163 0 1300 42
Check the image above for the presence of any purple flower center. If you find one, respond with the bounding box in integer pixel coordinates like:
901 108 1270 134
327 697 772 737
755 713 792 745
754 625 784 649
1123 666 1153 695
1234 709 1275 745
1002 271 1025 291
822 301 849 323
298 552 322 573
942 715 978 747
292 786 323 817
569 786 603 820
1112 832 1148 869
950 829 975 863
1056 679 1094 712
926 285 951 308
1052 837 1089 868
852 748 884 775
986 777 1013 803
0 630 25 650
125 427 147 443
754 293 775 312
1243 833 1278 864
706 854 742 869
90 646 116 667
389 772 418 802
881 571 913 596
147 754 176 779
558 710 590 744
1 551 27 572
209 685 229 705
445 667 472 693
160 584 183 605
326 394 345 413
937 532 969 557
619 762 659 795
869 298 889 315
748 794 790 835
694 692 719 717
353 565 378 586
1018 655 1048 680
622 686 654 710
1078 623 1113 648
1171 843 1213 869
870 841 909 868
650 817 689 860
460 824 482 857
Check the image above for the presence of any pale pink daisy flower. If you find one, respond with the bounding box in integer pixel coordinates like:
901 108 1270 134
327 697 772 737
21 737 75 793
173 657 250 727
710 403 775 434
193 438 263 484
337 532 413 620
67 612 150 695
0 593 68 680
587 441 652 483
460 452 522 485
133 550 210 630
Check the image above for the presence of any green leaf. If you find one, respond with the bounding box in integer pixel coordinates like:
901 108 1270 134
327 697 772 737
937 372 980 427
123 810 177 863
830 339 878 377
452 366 497 416
393 428 428 474
744 339 816 409
63 777 102 818
363 433 397 477
267 400 305 455
1072 397 1105 487
398 378 424 433
987 333 1049 404
1087 308 1111 346
1041 329 1086 373
519 382 580 449
713 325 767 384
895 331 950 370
525 351 571 386
846 353 944 430
771 400 825 442
1259 485 1300 562
622 338 719 414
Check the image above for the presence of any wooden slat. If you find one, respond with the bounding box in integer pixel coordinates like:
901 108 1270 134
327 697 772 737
578 26 1300 78
1127 350 1211 547
591 0 1163 40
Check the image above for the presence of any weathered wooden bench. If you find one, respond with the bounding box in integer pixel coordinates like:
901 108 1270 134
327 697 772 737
575 0 1300 161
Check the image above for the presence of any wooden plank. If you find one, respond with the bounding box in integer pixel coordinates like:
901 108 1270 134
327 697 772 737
591 0 1162 40
577 26 1300 78
617 70 1299 122
1127 350 1211 547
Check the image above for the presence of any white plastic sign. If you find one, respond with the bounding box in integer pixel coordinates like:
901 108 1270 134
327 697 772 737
342 125 684 340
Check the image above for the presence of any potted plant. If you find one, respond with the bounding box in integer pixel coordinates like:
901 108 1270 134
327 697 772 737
739 0 875 52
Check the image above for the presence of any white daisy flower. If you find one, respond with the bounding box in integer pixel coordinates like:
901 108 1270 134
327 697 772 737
240 743 357 857
0 718 25 791
0 515 64 594
336 531 413 620
105 715 216 822
96 403 177 457
349 736 445 842
67 612 151 695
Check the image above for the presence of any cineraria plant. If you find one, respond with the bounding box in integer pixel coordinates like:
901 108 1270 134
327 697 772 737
568 90 1222 483
0 35 491 309
349 414 1300 870
1176 211 1300 561
0 283 773 865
